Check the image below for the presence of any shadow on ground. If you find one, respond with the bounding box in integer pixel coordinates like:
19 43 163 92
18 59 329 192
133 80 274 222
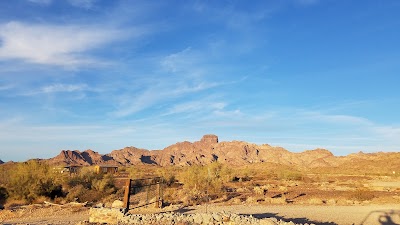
241 213 338 225
360 210 400 225
173 207 195 214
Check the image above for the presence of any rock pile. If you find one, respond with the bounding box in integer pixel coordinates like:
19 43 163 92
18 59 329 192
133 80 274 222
89 208 312 225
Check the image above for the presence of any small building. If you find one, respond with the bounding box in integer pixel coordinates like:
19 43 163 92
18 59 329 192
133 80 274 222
94 165 118 174
62 165 82 174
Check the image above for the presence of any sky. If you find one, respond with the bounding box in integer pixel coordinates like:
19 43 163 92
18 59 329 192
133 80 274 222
0 0 400 162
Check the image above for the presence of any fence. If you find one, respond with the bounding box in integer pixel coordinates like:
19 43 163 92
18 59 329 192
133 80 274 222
123 177 164 211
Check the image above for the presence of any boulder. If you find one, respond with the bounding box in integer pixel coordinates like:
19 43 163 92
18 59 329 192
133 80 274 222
111 200 124 208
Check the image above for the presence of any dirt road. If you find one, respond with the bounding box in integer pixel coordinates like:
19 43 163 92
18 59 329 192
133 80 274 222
184 204 400 225
2 204 400 225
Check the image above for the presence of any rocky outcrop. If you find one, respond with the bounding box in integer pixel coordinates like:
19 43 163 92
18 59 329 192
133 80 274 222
0 159 3 164
201 134 218 144
107 147 157 166
47 149 115 166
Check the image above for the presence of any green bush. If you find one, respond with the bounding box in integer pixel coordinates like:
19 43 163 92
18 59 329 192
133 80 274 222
156 167 177 187
92 174 116 194
0 186 8 205
67 166 102 189
65 167 116 203
179 162 231 203
1 162 120 205
6 161 61 202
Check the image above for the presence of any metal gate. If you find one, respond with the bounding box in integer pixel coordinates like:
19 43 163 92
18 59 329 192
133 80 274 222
123 177 164 211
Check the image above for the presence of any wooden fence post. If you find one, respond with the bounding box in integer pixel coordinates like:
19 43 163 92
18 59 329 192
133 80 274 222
155 182 160 208
123 179 131 212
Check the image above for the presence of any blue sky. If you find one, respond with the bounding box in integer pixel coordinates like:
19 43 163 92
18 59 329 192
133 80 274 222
1 0 400 162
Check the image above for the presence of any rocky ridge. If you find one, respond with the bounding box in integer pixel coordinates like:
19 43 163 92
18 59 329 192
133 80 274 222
45 134 400 170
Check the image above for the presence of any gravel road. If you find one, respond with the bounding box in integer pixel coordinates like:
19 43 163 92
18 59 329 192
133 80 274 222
183 204 400 225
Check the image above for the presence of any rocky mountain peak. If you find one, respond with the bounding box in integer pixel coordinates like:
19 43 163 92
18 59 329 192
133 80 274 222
200 134 218 144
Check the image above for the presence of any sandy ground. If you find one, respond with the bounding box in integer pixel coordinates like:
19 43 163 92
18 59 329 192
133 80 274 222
2 204 400 225
0 205 89 225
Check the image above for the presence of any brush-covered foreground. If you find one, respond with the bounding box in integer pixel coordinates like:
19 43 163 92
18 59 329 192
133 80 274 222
1 161 400 209
1 161 400 224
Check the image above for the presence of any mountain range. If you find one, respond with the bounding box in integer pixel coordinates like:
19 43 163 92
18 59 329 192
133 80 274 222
45 134 400 171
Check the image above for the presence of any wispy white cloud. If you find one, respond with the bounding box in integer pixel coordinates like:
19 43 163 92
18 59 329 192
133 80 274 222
299 111 371 125
0 21 131 67
41 83 88 93
19 83 88 96
112 80 220 117
165 100 227 116
111 47 227 117
161 47 200 74
213 108 242 118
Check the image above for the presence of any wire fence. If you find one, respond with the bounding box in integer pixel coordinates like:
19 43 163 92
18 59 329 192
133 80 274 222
123 177 164 211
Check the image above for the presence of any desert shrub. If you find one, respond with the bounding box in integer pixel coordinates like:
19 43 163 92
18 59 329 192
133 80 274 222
92 174 116 194
6 161 62 202
253 185 268 196
236 166 256 180
127 166 145 179
156 167 177 186
0 186 8 205
65 169 117 203
65 184 104 203
350 188 375 201
278 170 303 181
179 162 231 203
67 166 102 189
65 184 86 202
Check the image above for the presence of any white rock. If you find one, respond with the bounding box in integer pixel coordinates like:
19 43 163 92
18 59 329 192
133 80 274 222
111 200 124 208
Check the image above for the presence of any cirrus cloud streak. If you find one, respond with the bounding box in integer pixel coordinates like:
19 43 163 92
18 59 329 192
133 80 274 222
0 21 132 67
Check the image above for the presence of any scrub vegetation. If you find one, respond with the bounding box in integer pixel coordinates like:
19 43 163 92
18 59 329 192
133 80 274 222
1 160 398 209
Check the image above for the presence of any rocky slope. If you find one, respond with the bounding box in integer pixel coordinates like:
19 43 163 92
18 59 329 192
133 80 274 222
45 134 400 170
47 149 115 166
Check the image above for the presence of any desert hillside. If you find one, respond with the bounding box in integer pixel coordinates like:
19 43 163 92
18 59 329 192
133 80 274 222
45 134 400 172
